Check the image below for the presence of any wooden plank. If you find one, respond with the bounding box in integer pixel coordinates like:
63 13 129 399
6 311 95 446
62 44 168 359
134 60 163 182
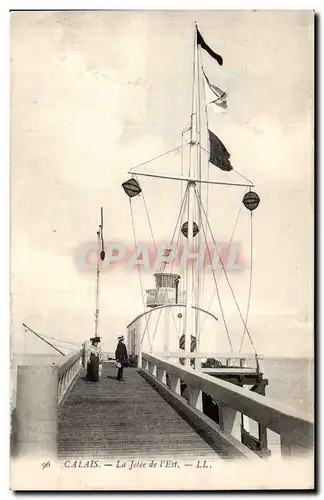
58 365 222 460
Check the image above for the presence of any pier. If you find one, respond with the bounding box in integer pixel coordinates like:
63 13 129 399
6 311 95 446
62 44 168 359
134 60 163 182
12 346 314 461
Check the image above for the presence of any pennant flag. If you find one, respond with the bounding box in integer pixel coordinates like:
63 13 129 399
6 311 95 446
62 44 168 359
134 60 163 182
208 130 233 171
202 68 227 109
197 28 223 66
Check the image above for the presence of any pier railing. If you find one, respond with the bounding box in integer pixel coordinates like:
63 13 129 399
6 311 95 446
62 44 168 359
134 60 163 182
58 350 83 404
140 352 314 459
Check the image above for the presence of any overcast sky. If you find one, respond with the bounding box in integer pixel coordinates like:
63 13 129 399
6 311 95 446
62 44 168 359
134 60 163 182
11 10 313 357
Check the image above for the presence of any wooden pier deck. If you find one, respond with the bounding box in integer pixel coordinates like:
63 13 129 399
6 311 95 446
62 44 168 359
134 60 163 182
58 364 226 461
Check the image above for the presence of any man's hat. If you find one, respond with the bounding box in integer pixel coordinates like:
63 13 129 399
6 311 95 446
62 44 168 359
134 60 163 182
90 336 101 343
117 335 124 341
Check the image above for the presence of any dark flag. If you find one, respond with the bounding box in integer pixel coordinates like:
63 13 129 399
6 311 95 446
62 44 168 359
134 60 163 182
197 28 223 66
202 68 227 109
208 130 233 171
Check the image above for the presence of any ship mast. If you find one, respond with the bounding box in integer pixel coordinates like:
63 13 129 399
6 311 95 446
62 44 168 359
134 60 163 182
183 24 200 367
124 24 256 366
94 207 105 338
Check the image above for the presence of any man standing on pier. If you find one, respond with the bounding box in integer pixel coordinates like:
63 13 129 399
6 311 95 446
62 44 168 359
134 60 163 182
115 335 128 381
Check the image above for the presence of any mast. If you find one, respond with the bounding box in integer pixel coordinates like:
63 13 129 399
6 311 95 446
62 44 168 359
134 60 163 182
195 25 203 370
183 24 199 368
94 207 104 338
122 23 260 370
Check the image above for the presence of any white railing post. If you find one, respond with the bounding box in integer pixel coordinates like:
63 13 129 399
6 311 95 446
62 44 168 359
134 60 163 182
219 404 241 440
140 352 314 459
142 357 148 371
157 367 167 384
57 350 83 404
147 361 157 377
169 375 181 395
187 385 203 411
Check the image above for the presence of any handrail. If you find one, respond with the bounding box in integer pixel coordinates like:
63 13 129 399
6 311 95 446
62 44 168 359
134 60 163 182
151 352 264 360
141 352 314 457
58 349 83 378
58 349 83 404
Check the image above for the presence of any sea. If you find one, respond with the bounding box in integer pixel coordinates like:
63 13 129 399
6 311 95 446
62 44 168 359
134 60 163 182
10 355 314 455
256 357 314 455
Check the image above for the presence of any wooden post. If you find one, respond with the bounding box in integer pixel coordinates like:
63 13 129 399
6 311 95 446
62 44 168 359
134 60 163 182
16 365 58 457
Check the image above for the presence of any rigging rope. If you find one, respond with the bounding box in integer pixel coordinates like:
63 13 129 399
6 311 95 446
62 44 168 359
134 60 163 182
134 173 183 345
138 186 190 347
194 186 258 355
129 144 189 172
149 305 165 351
197 189 246 338
166 226 183 336
198 145 254 187
239 201 253 352
129 198 153 350
149 225 183 349
41 334 81 346
193 188 233 352
232 168 254 186
134 174 157 254
181 119 191 205
48 343 77 353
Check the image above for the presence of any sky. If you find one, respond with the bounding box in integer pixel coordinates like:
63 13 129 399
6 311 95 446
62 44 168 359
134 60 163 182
10 10 313 357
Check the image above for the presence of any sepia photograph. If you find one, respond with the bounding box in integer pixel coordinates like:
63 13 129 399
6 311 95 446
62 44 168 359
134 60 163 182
9 9 314 490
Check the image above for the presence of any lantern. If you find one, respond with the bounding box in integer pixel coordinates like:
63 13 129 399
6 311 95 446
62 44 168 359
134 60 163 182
181 221 199 238
243 191 260 211
122 178 142 198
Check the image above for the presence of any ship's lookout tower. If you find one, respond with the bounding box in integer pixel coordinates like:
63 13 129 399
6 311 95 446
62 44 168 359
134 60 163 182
146 272 186 308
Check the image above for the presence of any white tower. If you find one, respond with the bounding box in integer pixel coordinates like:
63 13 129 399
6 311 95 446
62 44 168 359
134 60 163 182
146 272 186 308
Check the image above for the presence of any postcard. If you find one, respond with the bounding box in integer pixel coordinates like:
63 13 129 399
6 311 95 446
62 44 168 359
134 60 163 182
10 10 314 490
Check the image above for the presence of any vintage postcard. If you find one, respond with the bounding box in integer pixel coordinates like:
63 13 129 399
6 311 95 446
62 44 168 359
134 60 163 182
10 10 314 490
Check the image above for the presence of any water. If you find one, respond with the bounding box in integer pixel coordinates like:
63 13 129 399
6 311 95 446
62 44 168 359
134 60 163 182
261 357 314 416
250 357 314 455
